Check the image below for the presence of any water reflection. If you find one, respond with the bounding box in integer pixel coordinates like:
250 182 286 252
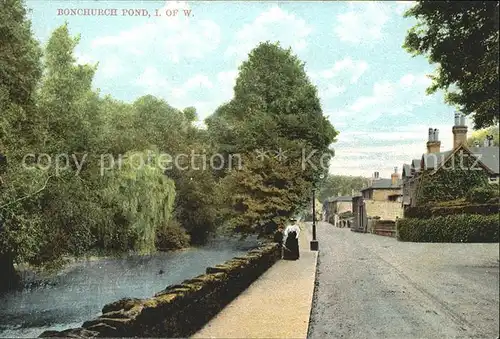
0 236 258 338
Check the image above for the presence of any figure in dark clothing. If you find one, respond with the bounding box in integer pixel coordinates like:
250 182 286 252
273 226 284 259
283 218 300 260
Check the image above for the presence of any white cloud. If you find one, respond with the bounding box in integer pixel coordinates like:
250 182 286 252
74 52 97 65
216 70 238 98
136 67 170 95
394 1 417 15
329 122 457 177
225 6 312 63
91 1 221 63
136 69 213 98
75 51 126 79
99 56 125 78
334 2 390 43
399 73 432 88
330 72 433 124
320 84 346 99
134 67 238 121
318 57 369 84
349 81 395 113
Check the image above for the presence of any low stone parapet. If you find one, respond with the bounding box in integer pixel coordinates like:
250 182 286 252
39 242 280 338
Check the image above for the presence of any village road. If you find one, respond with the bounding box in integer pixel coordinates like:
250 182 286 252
307 223 499 339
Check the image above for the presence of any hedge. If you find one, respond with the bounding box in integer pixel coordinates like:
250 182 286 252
404 203 499 219
39 243 281 338
466 185 499 204
397 214 499 243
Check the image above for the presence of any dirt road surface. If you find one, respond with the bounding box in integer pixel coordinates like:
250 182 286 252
307 223 499 339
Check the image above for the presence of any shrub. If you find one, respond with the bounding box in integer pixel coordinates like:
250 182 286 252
404 203 499 219
466 186 497 203
397 214 499 242
155 219 190 251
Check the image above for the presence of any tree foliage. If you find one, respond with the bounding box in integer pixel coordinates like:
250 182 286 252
0 10 216 287
416 153 490 205
467 125 500 146
403 1 499 128
318 175 370 202
1 9 340 290
208 42 338 235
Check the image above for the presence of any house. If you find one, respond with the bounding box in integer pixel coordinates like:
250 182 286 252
402 112 499 208
360 169 403 219
351 169 404 232
324 190 357 227
351 194 365 232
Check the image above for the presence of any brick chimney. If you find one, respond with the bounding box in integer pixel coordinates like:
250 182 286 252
452 112 468 148
391 167 399 186
426 128 441 153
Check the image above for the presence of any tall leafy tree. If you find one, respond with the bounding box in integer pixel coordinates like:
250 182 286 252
208 42 338 235
0 0 43 291
403 1 499 128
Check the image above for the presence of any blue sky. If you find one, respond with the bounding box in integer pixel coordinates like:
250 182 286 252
25 0 475 177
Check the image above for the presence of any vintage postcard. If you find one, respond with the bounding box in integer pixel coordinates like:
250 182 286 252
0 1 498 338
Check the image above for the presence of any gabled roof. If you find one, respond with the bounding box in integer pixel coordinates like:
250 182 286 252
421 151 453 170
470 146 500 174
428 145 499 175
402 164 411 178
335 195 353 202
360 178 402 191
411 159 421 171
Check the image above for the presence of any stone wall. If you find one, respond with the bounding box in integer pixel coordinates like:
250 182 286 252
365 200 403 221
39 243 280 338
372 188 402 201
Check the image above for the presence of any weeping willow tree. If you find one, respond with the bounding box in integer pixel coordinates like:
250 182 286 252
101 150 176 253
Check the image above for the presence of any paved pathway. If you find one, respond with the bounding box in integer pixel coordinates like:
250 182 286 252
192 223 318 339
308 222 499 339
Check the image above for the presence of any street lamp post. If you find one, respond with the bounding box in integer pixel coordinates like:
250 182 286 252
310 174 323 251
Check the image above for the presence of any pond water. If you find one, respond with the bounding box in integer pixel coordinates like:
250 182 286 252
0 237 258 338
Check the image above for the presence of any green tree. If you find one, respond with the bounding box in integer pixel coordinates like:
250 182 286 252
467 125 500 146
101 150 177 253
318 175 370 202
208 42 338 235
403 1 499 128
36 23 101 154
0 0 44 291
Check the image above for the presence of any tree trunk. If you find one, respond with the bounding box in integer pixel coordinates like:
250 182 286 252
0 253 20 293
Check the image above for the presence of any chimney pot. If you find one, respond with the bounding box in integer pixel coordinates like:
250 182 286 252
391 168 399 186
460 114 466 126
428 128 433 142
434 129 439 141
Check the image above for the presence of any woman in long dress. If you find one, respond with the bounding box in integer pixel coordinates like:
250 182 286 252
282 218 300 260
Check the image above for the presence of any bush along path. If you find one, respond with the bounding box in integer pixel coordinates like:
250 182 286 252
397 214 499 243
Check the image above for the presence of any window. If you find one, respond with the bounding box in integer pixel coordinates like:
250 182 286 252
489 176 498 183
